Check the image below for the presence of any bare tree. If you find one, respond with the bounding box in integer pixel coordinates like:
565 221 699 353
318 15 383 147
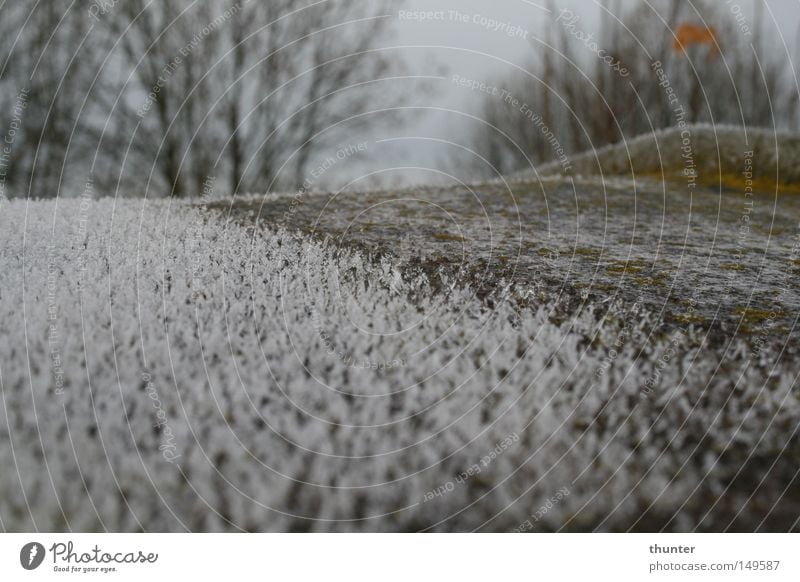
0 0 407 198
93 0 405 197
463 0 798 178
0 2 97 198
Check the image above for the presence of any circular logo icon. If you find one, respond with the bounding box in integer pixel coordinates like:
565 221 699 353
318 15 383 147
20 542 45 570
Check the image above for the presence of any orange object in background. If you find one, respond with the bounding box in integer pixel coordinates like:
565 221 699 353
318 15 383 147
672 23 719 60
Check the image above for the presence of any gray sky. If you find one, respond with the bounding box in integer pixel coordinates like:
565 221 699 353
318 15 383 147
394 0 800 82
336 1 800 189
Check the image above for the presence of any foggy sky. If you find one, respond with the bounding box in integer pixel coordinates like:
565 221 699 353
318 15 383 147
354 0 800 187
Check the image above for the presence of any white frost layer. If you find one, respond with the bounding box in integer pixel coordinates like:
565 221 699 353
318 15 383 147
0 199 796 532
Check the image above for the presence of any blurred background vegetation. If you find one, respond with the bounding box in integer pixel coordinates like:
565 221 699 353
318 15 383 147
0 0 797 197
465 0 799 177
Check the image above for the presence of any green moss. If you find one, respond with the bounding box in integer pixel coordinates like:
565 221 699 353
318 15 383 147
720 263 746 272
673 312 706 325
631 275 664 287
584 283 617 292
432 232 467 242
710 173 800 195
573 247 601 257
607 260 645 274
734 307 784 324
